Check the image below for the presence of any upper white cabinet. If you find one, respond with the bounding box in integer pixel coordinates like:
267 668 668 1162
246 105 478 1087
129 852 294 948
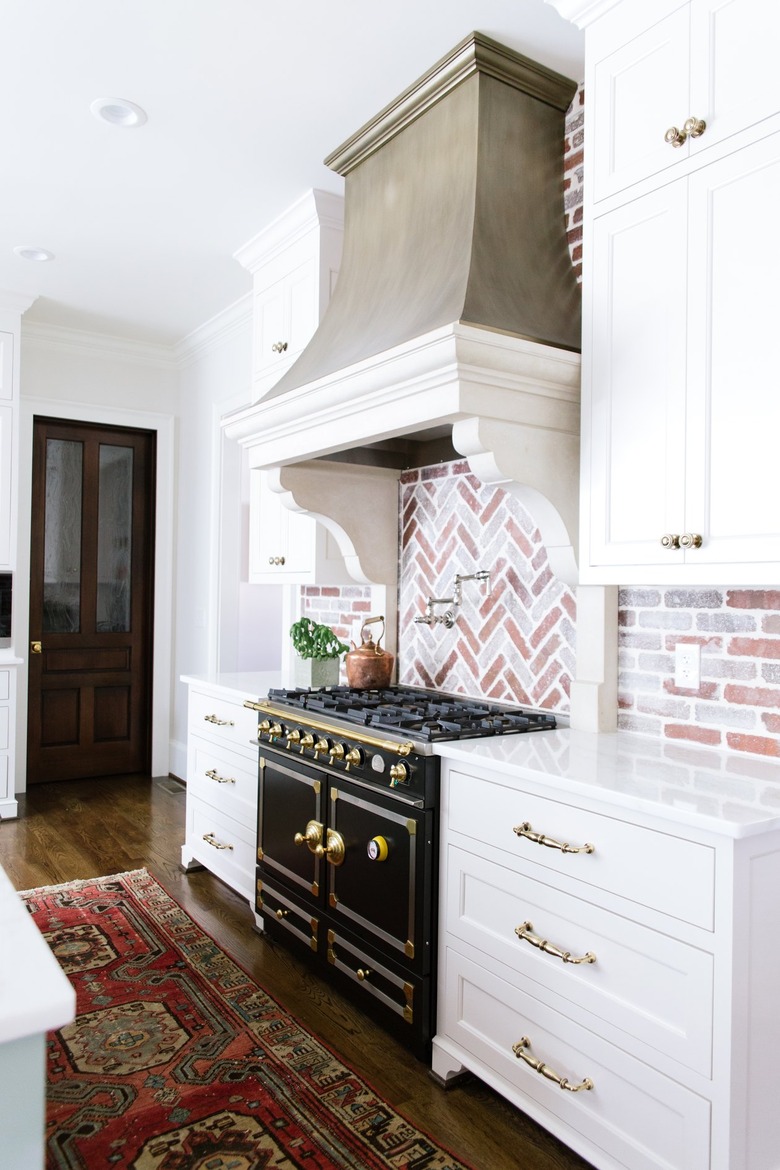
0 331 16 569
234 188 343 401
580 0 780 584
591 0 780 205
248 470 352 586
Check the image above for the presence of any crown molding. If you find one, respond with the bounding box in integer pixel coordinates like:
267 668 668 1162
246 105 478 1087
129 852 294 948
545 0 622 28
21 320 178 369
175 293 252 367
0 290 38 315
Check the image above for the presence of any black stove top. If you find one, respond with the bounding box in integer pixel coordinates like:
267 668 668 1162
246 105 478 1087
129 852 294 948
267 685 556 743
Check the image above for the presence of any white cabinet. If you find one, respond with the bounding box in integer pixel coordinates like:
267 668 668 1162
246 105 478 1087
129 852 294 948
0 331 15 568
234 189 343 402
0 666 18 819
591 0 780 204
580 0 780 583
432 738 780 1170
181 676 263 906
247 469 353 585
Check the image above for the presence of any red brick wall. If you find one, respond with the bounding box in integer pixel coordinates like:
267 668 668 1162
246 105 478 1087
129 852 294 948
564 83 585 284
299 585 373 682
619 589 780 758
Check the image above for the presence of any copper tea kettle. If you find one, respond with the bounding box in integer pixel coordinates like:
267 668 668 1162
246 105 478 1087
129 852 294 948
345 616 395 689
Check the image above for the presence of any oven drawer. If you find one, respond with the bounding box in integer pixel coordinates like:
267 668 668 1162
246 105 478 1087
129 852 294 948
447 769 715 930
186 797 256 899
188 688 258 754
444 843 713 1078
188 736 258 828
327 927 428 1045
440 948 711 1170
257 877 320 954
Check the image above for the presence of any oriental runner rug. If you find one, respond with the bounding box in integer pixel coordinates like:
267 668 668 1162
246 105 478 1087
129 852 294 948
22 869 474 1170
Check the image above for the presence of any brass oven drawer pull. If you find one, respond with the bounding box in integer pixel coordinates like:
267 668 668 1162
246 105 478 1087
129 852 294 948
513 822 594 855
202 832 233 851
205 768 236 785
245 700 414 757
515 921 596 966
203 714 235 727
512 1037 593 1092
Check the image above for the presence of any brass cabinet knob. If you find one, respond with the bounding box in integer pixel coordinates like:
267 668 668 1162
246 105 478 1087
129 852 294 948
660 533 681 549
680 532 703 549
271 341 288 353
683 116 706 138
267 555 286 566
275 908 288 919
664 124 687 148
356 968 371 982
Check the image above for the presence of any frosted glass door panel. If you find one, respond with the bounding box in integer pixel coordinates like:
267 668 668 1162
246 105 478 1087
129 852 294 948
43 439 83 633
97 444 133 632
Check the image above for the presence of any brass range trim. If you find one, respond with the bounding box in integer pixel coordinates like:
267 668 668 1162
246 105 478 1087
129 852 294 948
245 700 414 757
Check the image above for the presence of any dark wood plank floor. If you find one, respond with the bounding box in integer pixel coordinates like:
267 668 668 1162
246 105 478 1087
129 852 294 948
0 774 595 1170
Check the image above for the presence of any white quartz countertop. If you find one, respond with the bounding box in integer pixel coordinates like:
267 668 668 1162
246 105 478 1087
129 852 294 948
435 727 780 838
181 671 284 703
0 866 75 1044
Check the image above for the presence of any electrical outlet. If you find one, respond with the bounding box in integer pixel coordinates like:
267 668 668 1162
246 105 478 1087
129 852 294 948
675 642 701 689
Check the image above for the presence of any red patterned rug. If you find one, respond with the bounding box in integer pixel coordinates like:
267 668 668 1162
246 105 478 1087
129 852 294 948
23 869 474 1170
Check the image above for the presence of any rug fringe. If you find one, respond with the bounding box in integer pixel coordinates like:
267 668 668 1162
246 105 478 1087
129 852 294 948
17 867 149 897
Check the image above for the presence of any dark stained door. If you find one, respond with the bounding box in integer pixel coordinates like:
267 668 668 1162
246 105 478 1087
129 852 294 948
27 417 156 783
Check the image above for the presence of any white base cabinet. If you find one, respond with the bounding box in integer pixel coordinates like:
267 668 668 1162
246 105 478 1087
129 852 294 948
432 735 780 1170
180 674 276 906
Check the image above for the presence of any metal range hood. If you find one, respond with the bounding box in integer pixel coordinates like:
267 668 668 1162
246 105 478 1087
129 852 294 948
224 32 583 586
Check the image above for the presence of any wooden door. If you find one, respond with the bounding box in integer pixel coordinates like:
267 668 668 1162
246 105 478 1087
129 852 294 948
27 418 156 782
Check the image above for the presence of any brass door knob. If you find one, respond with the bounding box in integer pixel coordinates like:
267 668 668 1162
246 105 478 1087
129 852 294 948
314 829 345 866
30 641 42 654
294 820 323 851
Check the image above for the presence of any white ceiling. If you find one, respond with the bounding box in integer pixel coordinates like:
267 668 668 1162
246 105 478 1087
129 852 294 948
4 1 583 347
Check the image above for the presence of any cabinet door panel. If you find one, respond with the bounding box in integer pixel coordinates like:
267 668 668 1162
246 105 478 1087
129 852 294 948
685 131 780 564
587 184 688 569
690 0 780 159
593 7 690 202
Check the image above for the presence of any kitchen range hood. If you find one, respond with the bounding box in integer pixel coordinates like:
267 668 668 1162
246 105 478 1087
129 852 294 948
224 32 582 585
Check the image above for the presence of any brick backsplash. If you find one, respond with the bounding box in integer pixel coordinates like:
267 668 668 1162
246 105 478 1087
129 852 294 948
619 588 780 758
299 586 373 683
564 82 584 284
397 461 576 712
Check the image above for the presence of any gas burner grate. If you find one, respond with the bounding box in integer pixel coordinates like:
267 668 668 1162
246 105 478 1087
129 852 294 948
268 685 556 742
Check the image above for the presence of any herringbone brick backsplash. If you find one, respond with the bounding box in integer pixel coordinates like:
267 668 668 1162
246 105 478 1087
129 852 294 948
397 461 576 712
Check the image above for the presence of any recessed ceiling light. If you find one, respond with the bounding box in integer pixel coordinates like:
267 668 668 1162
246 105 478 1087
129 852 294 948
90 97 147 128
13 246 54 262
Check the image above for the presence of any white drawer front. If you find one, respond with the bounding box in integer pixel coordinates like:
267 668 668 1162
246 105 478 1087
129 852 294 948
445 843 713 1078
0 669 9 701
188 689 258 755
187 798 256 900
447 770 715 929
0 753 8 799
441 949 711 1170
0 706 8 751
188 738 258 830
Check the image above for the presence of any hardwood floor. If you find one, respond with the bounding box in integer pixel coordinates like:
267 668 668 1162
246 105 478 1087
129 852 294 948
1 774 595 1170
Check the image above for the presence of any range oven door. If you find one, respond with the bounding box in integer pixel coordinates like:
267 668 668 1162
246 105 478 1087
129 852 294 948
326 779 433 975
258 750 325 901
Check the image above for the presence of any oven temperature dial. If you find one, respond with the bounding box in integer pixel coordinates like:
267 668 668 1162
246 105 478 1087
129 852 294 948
367 835 389 862
389 761 409 786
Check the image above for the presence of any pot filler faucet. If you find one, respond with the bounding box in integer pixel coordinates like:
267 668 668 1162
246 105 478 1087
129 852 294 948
414 570 491 629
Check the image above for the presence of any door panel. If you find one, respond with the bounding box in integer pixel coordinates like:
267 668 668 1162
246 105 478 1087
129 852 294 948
27 418 155 782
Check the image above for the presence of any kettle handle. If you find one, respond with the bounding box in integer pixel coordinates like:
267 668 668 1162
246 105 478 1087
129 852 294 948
361 615 385 650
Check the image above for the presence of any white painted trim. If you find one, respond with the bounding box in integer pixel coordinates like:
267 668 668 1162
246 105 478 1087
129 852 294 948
175 294 252 369
15 398 175 789
20 322 177 370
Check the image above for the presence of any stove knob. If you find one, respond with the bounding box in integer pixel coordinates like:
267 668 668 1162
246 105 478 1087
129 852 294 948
299 733 315 750
345 747 363 769
389 761 409 787
270 723 283 738
314 737 330 757
258 720 271 735
329 742 346 761
286 729 301 746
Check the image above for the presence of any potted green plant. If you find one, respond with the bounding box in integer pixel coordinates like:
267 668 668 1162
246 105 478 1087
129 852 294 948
289 617 349 688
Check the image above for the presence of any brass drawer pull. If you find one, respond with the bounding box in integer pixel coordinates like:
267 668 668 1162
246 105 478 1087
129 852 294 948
203 714 235 727
202 832 233 851
515 921 596 966
513 822 594 855
512 1037 594 1092
205 768 236 785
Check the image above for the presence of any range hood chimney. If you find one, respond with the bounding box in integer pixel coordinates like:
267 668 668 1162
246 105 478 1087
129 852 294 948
266 32 580 398
225 32 583 586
